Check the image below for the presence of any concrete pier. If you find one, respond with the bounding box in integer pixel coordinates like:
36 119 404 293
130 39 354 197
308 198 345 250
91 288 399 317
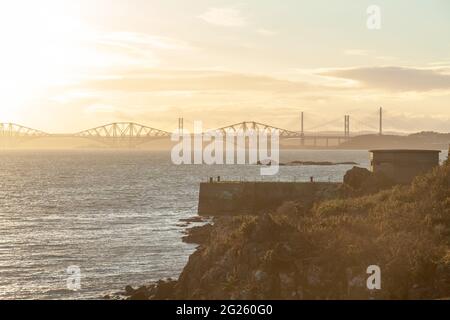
198 181 340 216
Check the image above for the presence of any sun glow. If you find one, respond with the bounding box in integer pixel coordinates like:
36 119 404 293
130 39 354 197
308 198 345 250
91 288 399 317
0 1 94 120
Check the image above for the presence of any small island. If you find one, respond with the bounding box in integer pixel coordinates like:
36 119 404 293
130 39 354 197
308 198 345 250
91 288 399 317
255 160 358 166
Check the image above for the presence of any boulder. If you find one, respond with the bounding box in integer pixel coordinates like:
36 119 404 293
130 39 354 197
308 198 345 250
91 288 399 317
153 279 177 299
343 166 372 189
124 285 135 296
343 166 395 195
182 224 213 245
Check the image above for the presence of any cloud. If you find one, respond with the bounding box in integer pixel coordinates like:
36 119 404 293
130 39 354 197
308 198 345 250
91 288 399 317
80 70 312 92
30 31 192 74
97 32 190 51
78 31 194 70
320 66 450 91
343 50 398 62
85 104 116 114
256 28 277 36
427 60 450 66
344 49 370 56
198 8 246 27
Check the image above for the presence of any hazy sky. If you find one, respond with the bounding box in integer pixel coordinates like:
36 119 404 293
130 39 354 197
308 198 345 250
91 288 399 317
0 0 449 133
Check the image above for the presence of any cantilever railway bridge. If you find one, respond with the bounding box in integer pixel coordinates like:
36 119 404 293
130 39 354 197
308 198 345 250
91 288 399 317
0 121 352 148
0 111 384 148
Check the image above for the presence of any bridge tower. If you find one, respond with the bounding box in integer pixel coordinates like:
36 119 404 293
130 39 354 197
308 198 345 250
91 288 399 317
300 112 305 146
379 107 383 136
178 117 184 135
344 115 350 138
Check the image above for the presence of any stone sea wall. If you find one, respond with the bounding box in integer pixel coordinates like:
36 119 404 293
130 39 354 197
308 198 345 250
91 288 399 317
198 181 340 216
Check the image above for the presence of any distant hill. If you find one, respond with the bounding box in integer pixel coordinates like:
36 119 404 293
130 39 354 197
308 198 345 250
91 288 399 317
339 132 450 150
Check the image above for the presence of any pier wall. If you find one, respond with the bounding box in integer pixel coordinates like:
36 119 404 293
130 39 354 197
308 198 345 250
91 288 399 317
198 181 340 216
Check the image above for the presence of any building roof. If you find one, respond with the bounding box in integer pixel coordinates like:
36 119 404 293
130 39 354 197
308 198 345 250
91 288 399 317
369 149 441 153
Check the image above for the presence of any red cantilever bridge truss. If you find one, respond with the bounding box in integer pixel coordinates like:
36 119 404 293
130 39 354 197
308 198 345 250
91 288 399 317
0 121 352 148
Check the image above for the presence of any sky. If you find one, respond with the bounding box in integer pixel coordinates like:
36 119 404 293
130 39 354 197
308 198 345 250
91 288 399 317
0 0 449 133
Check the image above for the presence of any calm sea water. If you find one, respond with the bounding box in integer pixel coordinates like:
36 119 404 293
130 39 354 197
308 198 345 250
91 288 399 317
0 150 445 299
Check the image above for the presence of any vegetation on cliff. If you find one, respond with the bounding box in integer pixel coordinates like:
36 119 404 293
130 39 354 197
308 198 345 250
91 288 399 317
126 160 450 300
